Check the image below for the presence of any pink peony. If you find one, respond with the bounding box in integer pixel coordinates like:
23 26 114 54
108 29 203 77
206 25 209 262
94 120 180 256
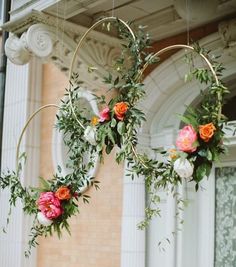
37 192 63 220
176 125 198 153
99 107 110 122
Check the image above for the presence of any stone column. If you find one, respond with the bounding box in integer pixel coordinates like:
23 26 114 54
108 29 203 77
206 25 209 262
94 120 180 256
0 56 42 266
120 166 146 267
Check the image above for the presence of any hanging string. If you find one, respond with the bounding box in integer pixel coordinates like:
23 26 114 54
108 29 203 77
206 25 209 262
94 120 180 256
56 1 59 47
185 0 190 45
60 0 67 60
112 0 115 17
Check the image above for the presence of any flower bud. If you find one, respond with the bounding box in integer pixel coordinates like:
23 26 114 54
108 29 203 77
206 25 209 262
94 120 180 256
37 212 53 226
173 158 193 179
84 126 97 145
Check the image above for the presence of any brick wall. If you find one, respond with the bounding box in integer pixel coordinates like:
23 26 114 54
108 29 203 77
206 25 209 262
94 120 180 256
37 63 123 267
37 18 222 267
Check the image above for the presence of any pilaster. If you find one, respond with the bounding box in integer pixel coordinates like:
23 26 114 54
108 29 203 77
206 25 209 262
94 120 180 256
0 57 42 267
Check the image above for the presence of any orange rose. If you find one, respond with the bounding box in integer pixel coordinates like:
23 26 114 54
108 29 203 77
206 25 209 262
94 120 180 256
199 122 216 142
113 102 128 121
55 186 71 200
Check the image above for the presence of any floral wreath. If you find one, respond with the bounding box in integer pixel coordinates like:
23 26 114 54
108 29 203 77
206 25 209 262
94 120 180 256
0 17 231 256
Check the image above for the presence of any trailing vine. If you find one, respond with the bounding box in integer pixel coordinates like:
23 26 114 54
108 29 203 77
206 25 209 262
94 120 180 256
0 17 231 256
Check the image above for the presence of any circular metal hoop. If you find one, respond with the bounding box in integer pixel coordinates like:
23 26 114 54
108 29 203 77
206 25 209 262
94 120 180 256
139 44 219 86
68 16 136 81
15 17 135 170
137 44 221 121
68 16 137 130
15 18 222 170
16 104 59 171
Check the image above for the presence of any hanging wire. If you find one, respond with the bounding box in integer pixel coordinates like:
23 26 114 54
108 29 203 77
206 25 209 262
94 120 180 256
185 0 190 45
112 0 115 17
61 0 67 61
56 1 59 49
185 0 190 201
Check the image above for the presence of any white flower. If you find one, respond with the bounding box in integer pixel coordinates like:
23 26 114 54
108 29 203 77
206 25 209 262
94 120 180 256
84 126 97 145
37 212 53 226
173 158 193 179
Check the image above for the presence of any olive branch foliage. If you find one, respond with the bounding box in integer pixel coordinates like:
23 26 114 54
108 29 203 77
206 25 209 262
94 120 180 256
0 19 231 256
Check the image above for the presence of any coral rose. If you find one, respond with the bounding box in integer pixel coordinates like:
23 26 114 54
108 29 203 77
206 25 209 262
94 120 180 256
37 192 62 220
176 125 198 153
113 102 128 121
99 107 110 122
55 186 71 200
199 122 216 142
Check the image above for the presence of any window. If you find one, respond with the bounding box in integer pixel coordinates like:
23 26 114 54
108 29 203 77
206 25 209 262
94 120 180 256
52 89 99 192
215 167 236 266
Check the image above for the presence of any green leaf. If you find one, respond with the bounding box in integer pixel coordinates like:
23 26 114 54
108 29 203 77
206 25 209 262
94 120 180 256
206 149 213 161
88 66 97 73
96 143 103 152
108 129 116 144
177 114 198 128
117 121 126 135
114 76 119 86
111 118 117 128
105 144 113 154
38 177 51 191
57 165 62 173
196 162 212 182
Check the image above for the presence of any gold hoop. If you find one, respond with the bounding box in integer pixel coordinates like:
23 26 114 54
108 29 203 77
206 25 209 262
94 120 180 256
138 44 219 86
137 44 221 120
68 17 136 127
68 17 136 80
15 17 135 170
15 20 222 170
16 104 59 171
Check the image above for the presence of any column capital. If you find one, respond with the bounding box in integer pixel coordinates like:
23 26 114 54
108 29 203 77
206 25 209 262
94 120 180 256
5 23 53 65
3 11 121 90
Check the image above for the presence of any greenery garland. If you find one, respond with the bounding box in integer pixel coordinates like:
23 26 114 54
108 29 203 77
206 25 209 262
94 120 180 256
0 18 231 256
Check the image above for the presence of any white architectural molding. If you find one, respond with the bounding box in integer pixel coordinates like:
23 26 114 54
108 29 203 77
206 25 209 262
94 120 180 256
0 57 42 267
140 31 236 267
23 23 53 58
120 30 233 267
3 11 121 90
5 24 53 65
10 0 107 20
121 164 146 267
174 0 218 21
4 34 31 65
5 0 236 43
219 18 236 57
219 18 236 47
3 11 236 91
52 89 99 192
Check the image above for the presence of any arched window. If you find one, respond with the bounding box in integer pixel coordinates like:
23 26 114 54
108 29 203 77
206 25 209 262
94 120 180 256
52 89 99 192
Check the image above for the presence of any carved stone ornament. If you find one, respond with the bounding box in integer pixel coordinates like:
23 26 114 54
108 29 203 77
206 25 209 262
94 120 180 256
3 12 121 89
22 24 54 58
218 18 236 58
5 23 54 65
218 18 236 48
5 34 31 65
